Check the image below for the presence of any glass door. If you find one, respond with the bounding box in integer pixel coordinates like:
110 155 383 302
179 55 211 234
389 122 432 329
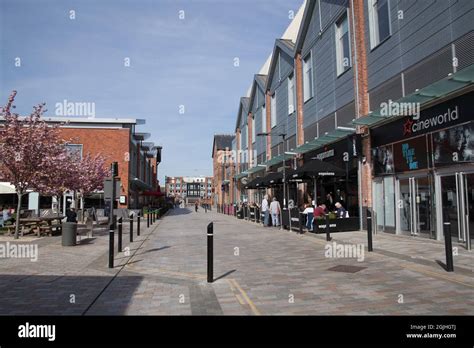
440 172 473 250
397 175 435 238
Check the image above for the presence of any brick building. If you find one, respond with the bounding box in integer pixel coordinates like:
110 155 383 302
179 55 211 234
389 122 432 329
0 116 162 212
219 0 473 248
211 134 235 210
165 176 213 205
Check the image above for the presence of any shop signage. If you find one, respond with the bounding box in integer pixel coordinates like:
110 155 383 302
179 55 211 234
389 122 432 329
315 149 335 160
371 91 473 147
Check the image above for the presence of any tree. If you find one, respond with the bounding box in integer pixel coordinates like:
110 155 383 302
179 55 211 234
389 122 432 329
0 91 68 239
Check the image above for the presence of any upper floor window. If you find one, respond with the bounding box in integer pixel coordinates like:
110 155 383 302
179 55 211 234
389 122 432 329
303 53 313 102
336 12 351 75
288 73 295 115
368 0 391 49
65 144 83 160
270 93 277 128
261 104 267 133
251 116 256 143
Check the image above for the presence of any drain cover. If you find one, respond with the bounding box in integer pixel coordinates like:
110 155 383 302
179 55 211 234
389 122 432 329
327 265 367 273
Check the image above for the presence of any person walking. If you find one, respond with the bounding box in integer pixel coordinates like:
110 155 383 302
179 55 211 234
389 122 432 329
269 197 281 228
195 201 199 213
261 195 270 227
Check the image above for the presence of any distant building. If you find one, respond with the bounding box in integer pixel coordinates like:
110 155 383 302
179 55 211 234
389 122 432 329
165 176 213 204
211 134 235 210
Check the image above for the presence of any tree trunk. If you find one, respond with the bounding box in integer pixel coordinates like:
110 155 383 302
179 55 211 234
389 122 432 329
14 192 22 239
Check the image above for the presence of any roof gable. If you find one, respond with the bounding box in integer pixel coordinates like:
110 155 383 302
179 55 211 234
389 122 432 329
248 74 268 112
294 0 317 55
265 39 296 92
235 97 250 131
212 134 235 158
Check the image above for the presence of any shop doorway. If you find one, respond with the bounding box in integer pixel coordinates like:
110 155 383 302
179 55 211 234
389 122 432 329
397 175 435 239
439 172 473 250
373 177 396 233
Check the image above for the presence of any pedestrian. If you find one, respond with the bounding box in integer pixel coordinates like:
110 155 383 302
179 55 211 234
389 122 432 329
269 197 281 228
314 203 326 218
261 195 270 227
325 192 334 211
66 207 77 223
302 203 315 231
334 202 348 218
195 201 199 212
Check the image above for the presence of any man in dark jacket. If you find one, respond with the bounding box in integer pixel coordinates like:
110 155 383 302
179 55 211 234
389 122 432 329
66 208 77 223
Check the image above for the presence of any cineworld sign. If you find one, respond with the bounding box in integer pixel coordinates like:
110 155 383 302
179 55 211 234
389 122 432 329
403 106 458 136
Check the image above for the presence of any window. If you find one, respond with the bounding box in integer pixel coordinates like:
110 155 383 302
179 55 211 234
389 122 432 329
251 116 256 143
368 0 391 49
336 12 351 75
270 93 277 128
261 104 266 133
65 144 83 160
287 73 295 115
303 53 313 102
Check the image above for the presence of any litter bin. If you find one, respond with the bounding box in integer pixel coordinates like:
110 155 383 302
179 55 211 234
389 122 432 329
62 222 77 246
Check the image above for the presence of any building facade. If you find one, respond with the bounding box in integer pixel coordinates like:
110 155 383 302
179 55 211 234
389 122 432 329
165 176 213 205
0 116 162 212
223 0 474 248
211 134 235 209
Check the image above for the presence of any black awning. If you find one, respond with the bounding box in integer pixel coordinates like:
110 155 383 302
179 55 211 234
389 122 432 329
259 172 283 187
245 176 265 189
289 159 346 179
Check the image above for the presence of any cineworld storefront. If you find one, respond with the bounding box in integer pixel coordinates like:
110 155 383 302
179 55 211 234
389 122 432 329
371 91 473 250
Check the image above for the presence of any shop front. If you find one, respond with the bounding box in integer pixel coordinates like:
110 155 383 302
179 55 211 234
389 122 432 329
371 91 474 249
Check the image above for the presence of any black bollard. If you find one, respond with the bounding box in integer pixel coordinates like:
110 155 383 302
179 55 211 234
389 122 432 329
443 220 454 272
108 225 114 269
118 217 123 253
207 222 213 283
130 214 134 243
325 214 332 241
153 211 156 223
299 212 303 234
367 208 373 252
137 212 141 237
147 211 150 228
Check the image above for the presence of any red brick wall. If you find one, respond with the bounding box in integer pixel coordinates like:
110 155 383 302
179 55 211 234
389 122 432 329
295 53 305 146
58 127 131 207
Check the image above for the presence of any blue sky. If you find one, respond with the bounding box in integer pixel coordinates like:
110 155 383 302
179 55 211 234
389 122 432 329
0 0 303 183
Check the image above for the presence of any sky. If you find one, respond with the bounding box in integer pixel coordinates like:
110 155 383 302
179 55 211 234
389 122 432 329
0 0 303 184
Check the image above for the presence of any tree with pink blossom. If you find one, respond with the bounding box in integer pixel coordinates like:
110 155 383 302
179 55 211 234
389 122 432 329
0 91 68 239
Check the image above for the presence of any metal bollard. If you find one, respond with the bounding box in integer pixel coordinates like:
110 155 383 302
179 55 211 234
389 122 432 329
325 214 332 241
130 214 134 243
137 212 141 237
443 220 454 272
108 224 114 269
207 222 213 283
118 217 123 253
299 212 303 234
367 208 373 252
147 211 150 228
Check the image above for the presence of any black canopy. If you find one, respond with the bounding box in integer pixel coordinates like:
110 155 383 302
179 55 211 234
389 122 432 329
289 159 345 179
259 172 283 187
245 176 265 189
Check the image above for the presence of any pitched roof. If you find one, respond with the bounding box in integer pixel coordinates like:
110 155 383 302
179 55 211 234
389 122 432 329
235 97 250 131
265 39 296 92
294 0 317 55
248 74 268 112
212 134 235 158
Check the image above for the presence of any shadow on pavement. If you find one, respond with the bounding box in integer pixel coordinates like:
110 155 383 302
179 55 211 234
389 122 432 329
214 269 236 281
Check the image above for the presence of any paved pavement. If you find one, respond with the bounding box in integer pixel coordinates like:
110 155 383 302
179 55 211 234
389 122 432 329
0 207 473 315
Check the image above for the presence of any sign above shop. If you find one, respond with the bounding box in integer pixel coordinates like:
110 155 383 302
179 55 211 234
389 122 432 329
371 91 473 147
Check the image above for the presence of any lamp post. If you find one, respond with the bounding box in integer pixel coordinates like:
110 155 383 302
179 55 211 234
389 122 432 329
257 132 287 210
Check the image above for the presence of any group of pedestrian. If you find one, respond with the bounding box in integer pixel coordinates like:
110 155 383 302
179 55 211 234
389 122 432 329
260 195 282 228
301 200 348 231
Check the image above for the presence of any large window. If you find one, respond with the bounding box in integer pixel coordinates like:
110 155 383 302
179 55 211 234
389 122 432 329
251 116 256 143
368 0 391 49
288 73 295 115
270 93 277 128
261 104 266 133
303 53 313 102
336 12 351 75
65 144 83 159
